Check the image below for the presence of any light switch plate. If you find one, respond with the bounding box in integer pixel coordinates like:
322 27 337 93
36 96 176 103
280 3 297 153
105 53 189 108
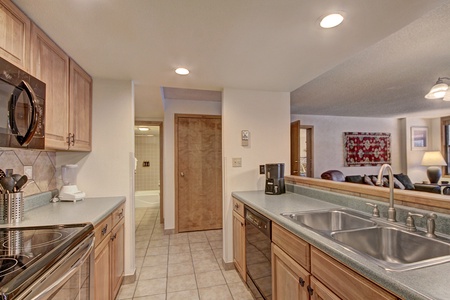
232 158 242 167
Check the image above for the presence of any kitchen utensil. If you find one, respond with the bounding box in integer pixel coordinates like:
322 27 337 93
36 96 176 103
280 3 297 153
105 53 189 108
5 169 13 177
0 177 15 193
14 175 28 192
12 174 22 182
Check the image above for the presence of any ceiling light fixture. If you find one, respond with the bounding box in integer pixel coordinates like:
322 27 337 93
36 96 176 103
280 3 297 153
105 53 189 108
175 67 190 75
425 77 450 101
320 13 344 29
138 127 149 131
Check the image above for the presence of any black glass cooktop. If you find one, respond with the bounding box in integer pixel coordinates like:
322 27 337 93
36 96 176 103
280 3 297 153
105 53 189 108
0 224 93 298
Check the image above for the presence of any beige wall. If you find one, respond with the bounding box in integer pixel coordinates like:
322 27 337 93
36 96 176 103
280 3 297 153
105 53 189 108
135 135 160 191
0 148 56 196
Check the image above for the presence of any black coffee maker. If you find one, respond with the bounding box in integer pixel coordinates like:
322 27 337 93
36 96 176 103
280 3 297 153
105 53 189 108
265 163 285 195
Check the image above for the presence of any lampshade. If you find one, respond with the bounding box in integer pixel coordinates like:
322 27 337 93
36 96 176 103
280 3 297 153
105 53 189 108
425 77 450 100
421 151 447 166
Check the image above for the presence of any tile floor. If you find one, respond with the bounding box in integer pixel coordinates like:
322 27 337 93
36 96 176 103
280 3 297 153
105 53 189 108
117 206 253 300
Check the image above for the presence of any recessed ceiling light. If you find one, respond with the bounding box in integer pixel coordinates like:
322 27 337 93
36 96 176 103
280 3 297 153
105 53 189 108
320 13 344 29
175 67 190 75
138 127 149 131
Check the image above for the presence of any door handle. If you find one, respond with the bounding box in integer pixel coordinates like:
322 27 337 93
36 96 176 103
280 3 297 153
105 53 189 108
180 172 185 177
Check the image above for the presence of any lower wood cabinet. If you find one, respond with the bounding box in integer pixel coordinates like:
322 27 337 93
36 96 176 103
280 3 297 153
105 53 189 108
94 204 125 300
272 221 398 300
232 198 246 280
272 243 310 300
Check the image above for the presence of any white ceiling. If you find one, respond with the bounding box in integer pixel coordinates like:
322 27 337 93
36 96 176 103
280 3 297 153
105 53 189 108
12 0 450 119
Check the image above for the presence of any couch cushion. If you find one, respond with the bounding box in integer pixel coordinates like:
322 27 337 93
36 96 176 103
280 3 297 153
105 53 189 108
394 173 415 190
321 170 345 182
363 175 374 186
393 177 405 190
345 175 363 184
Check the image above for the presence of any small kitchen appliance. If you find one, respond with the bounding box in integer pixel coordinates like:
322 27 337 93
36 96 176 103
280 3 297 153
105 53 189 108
265 163 285 195
59 164 85 202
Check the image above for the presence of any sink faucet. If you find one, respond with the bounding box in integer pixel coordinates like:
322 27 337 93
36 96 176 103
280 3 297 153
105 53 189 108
376 164 396 222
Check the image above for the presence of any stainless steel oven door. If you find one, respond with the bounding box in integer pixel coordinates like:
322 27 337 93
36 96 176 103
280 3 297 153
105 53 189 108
16 233 95 300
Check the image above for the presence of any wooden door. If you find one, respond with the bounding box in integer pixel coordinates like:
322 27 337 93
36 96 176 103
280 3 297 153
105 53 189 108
30 23 70 150
310 277 340 300
176 115 222 232
291 121 300 176
94 236 111 300
69 58 92 151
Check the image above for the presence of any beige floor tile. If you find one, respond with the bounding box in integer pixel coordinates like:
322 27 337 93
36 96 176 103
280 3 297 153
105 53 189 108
167 274 197 293
146 246 169 256
193 257 220 273
169 234 189 245
169 252 192 265
136 230 152 237
205 230 222 241
136 240 150 249
169 243 190 254
149 239 169 247
212 248 223 260
196 270 226 288
135 247 147 257
168 261 194 277
209 240 222 249
227 282 253 300
222 269 243 284
167 289 200 300
116 282 136 299
135 256 144 267
190 242 211 251
198 285 233 300
133 294 166 300
142 254 168 267
139 265 168 280
191 249 216 262
134 278 167 297
188 235 208 243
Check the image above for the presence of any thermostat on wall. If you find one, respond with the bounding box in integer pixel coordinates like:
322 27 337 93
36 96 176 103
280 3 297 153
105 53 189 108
241 130 249 146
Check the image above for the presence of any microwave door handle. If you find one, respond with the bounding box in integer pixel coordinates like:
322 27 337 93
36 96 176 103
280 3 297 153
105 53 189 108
9 80 38 146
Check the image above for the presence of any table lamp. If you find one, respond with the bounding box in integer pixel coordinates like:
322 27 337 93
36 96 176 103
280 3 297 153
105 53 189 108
421 151 447 184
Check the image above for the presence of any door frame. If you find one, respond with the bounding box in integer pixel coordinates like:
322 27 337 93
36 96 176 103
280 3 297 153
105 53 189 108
135 120 164 223
301 125 314 178
174 113 222 233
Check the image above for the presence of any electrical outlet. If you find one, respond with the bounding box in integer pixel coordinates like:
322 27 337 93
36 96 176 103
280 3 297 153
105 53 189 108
24 166 33 178
232 158 242 167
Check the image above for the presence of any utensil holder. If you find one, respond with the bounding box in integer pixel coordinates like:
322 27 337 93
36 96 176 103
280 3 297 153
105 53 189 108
1 192 24 223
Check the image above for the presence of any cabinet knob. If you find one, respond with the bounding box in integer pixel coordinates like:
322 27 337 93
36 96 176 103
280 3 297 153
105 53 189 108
299 277 305 287
234 203 239 210
307 285 314 296
101 224 108 236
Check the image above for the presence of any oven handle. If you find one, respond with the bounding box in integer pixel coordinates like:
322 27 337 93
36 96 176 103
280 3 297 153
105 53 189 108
30 234 95 300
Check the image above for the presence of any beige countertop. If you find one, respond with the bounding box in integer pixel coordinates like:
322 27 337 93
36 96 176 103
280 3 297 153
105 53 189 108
0 196 125 228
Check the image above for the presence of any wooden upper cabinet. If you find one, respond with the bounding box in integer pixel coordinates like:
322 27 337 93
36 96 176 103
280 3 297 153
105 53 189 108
69 58 92 151
0 0 30 70
30 23 70 150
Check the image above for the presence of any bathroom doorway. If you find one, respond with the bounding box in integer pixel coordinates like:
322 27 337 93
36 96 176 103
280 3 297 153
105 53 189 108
134 121 163 222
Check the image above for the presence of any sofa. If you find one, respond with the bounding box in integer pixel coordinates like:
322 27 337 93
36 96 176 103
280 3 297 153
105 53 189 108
320 170 445 194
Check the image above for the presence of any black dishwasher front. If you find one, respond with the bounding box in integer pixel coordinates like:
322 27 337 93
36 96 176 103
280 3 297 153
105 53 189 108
245 206 272 300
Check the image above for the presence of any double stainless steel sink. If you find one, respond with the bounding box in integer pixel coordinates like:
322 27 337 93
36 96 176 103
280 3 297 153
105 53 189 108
281 208 450 271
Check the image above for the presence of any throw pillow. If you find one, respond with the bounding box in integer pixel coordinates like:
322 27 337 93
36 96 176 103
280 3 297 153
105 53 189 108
371 176 378 185
382 177 389 187
363 175 374 186
345 175 363 184
394 173 415 190
393 177 405 190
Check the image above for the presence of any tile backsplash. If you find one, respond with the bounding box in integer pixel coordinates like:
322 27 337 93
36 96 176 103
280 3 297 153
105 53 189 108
0 148 57 196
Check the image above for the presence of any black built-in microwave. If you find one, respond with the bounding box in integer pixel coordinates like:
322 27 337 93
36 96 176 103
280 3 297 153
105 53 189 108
0 57 45 149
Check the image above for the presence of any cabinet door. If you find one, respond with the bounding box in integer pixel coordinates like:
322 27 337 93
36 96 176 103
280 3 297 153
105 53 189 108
111 219 125 299
0 0 30 70
95 234 111 300
272 243 310 300
310 277 340 300
30 23 70 150
69 58 92 151
232 210 246 280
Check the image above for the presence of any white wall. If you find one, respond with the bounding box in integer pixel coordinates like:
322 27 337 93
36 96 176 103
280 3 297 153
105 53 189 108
403 117 441 183
222 88 290 263
291 115 403 177
57 78 136 277
162 99 222 230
